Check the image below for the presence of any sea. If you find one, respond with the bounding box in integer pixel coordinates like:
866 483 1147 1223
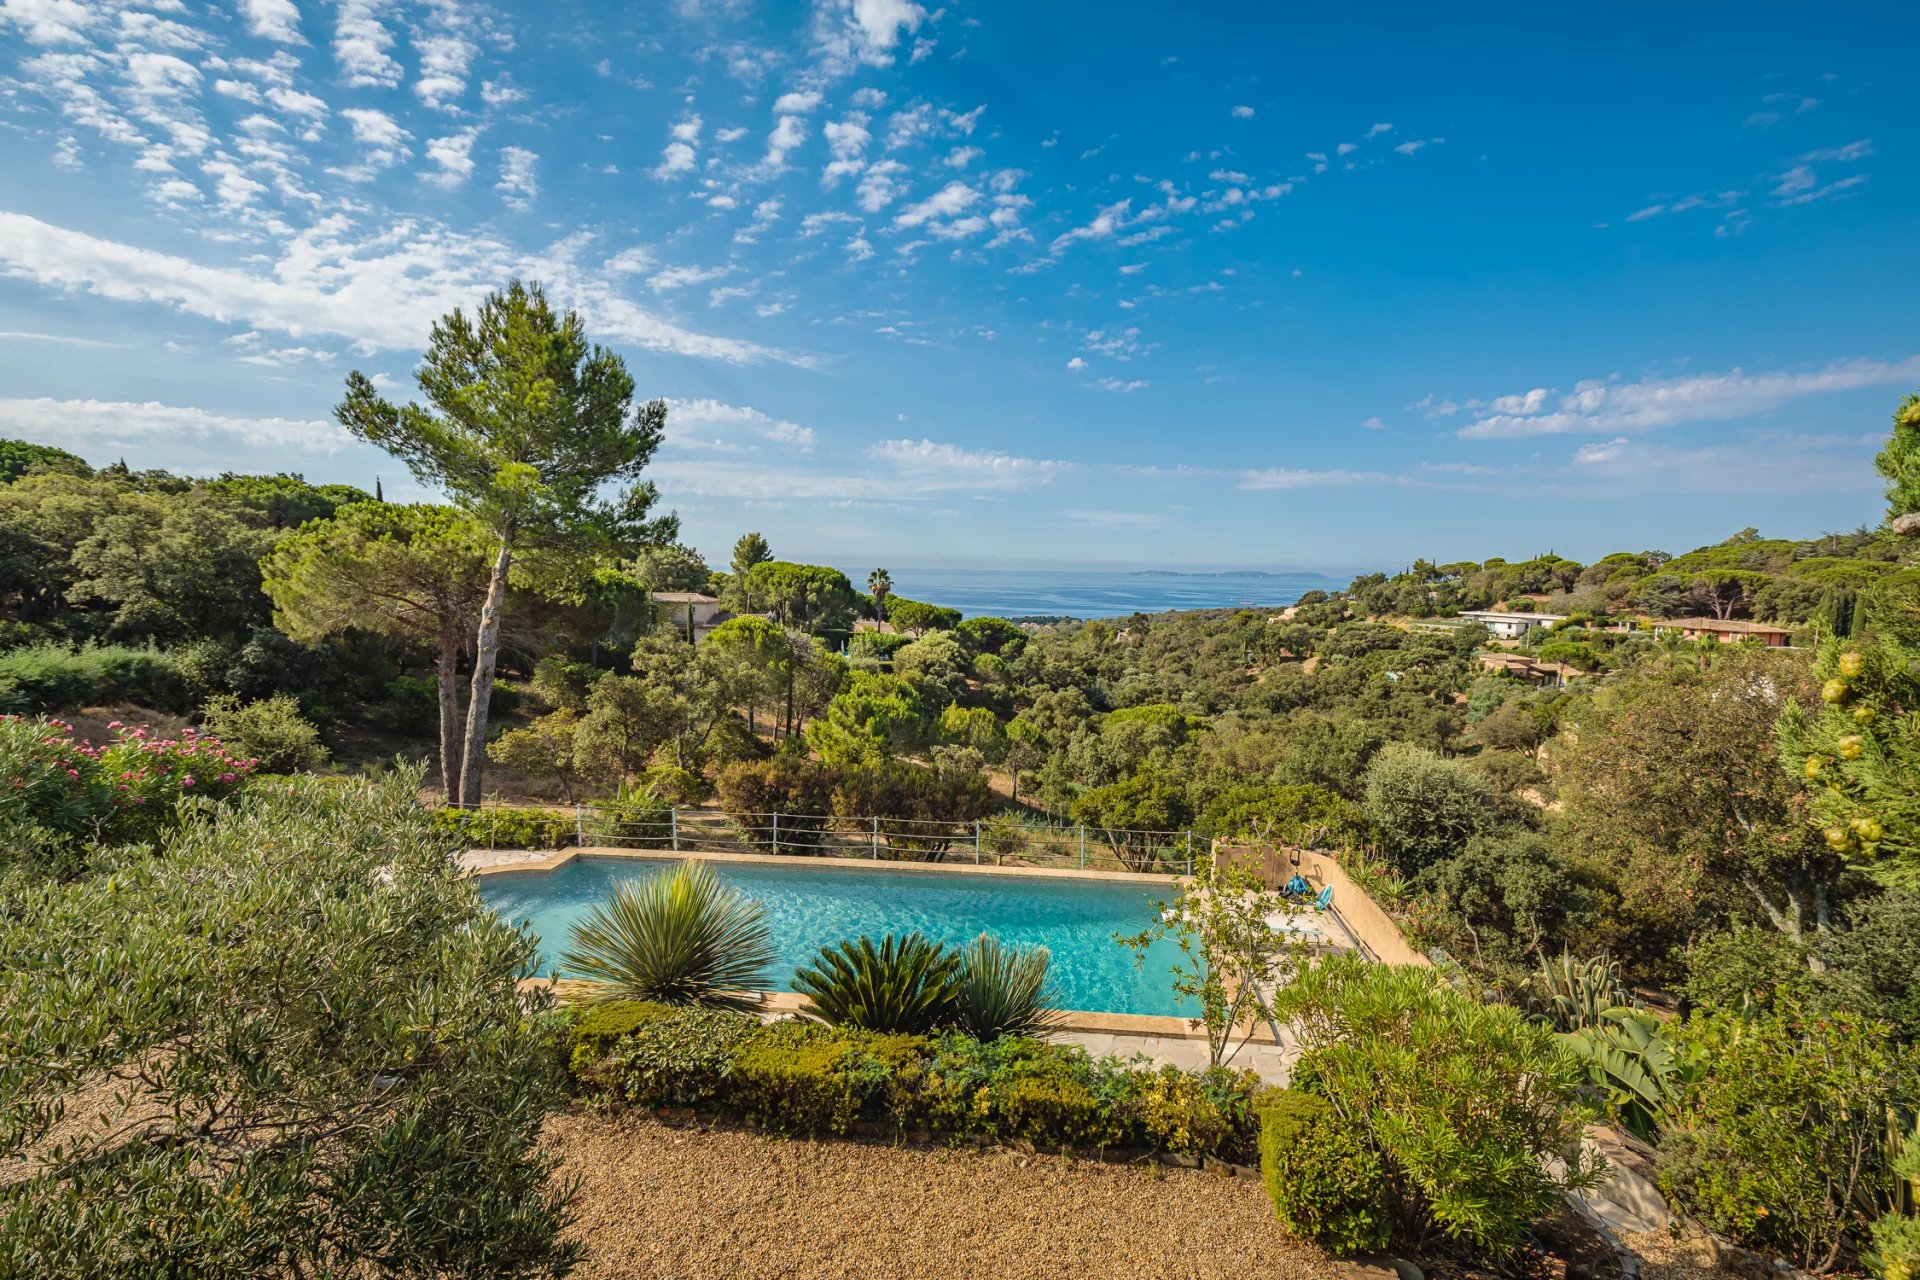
841 566 1347 621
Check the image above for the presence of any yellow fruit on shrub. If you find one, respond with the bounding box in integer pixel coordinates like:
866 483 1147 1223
1838 735 1866 760
1838 651 1866 678
1824 825 1855 851
1822 678 1851 704
1853 705 1878 725
1851 816 1885 843
1804 756 1825 779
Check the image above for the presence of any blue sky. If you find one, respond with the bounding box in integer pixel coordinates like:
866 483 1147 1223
0 1 1915 574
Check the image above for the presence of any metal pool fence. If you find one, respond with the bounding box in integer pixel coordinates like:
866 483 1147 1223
459 800 1199 876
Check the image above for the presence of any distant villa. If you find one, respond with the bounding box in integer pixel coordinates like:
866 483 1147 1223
1455 609 1568 640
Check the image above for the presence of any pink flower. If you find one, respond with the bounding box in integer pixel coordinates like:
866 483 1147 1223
181 776 195 788
108 720 123 730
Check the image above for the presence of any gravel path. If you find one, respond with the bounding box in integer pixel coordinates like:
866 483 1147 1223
544 1109 1343 1280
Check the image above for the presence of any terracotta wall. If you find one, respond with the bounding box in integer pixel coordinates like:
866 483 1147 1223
1214 843 1430 969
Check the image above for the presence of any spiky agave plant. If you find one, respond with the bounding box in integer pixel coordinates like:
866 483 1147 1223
792 932 960 1034
1528 952 1633 1032
561 860 775 1011
953 933 1059 1042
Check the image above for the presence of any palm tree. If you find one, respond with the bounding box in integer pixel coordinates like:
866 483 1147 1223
867 568 892 620
562 861 774 1011
953 934 1059 1041
792 932 958 1033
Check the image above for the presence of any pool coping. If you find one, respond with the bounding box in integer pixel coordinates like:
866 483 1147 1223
520 978 1276 1045
468 844 1187 888
477 848 1263 1041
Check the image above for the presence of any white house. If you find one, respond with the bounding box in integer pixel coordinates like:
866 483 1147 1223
1456 609 1568 640
653 591 727 641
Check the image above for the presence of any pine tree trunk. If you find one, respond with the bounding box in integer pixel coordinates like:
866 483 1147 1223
459 534 513 807
436 626 464 802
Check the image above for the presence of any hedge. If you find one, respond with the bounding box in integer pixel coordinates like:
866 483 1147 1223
566 1001 1267 1162
431 805 578 850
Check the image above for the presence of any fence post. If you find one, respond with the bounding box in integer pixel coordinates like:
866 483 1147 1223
1185 830 1194 877
670 807 679 852
772 811 779 855
973 819 981 864
871 815 879 859
575 802 583 848
1078 825 1086 869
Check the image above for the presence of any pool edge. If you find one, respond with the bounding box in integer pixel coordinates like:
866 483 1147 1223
468 845 1186 889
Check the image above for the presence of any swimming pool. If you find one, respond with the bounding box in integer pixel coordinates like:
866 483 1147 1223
477 856 1193 1017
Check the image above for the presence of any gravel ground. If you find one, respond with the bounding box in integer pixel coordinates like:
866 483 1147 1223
543 1109 1344 1280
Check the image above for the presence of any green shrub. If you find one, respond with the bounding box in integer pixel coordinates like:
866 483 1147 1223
1273 954 1601 1256
1658 999 1920 1273
607 1006 761 1108
997 1073 1112 1148
793 932 961 1034
561 861 775 1011
0 643 192 713
1258 1089 1392 1256
565 999 676 1074
729 1022 883 1135
1867 1213 1920 1280
198 693 328 773
588 780 674 846
430 805 577 850
381 674 439 736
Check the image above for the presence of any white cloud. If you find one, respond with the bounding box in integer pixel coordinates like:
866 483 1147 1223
1050 199 1130 254
1 0 104 44
1066 357 1087 371
495 146 537 207
239 0 304 44
1062 509 1167 526
869 437 1063 487
761 114 807 171
773 89 823 114
648 263 730 292
715 126 748 143
653 141 696 179
1235 466 1389 490
945 145 982 168
855 159 907 211
0 210 797 366
1096 377 1148 393
1456 356 1920 439
334 107 410 180
1366 122 1393 137
334 0 401 87
821 112 871 185
1562 431 1883 495
1231 105 1254 118
1360 416 1385 430
424 128 478 186
0 396 348 453
892 179 978 228
666 397 815 450
414 9 476 110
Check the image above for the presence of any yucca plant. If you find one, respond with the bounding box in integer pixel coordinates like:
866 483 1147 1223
1528 952 1632 1032
561 861 774 1011
792 932 960 1034
953 933 1059 1042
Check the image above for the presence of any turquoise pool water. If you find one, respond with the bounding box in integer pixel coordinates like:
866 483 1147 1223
478 856 1192 1017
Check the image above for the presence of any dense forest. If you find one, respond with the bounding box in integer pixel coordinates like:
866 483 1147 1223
4 286 1918 1277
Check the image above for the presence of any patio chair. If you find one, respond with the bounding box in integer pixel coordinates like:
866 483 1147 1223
1311 885 1334 913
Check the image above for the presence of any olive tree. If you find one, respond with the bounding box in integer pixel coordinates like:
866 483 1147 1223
0 771 574 1277
337 280 673 804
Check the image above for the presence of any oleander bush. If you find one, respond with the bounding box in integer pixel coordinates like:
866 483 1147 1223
572 1004 1267 1161
1257 1089 1392 1256
0 715 254 871
431 804 578 850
